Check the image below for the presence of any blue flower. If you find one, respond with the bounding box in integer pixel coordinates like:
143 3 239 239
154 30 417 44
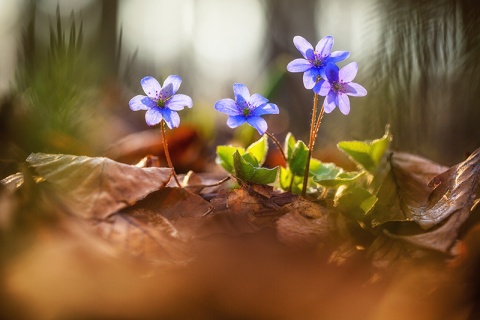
316 62 367 115
129 75 193 129
286 35 350 93
214 83 279 135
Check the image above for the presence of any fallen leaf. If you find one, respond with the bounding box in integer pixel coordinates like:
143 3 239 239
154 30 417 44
372 152 448 227
276 197 335 249
386 147 480 253
92 212 190 264
26 153 173 219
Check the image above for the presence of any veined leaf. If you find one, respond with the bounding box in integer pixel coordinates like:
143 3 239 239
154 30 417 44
216 145 245 174
335 185 378 221
26 153 173 219
279 167 293 191
233 150 278 185
284 132 296 160
337 126 392 173
289 140 309 176
312 162 364 188
246 134 268 166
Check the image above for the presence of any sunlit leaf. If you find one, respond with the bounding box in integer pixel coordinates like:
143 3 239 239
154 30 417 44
284 132 296 160
288 140 309 176
337 126 392 173
335 185 378 221
246 134 268 166
216 145 245 174
312 162 364 187
26 153 173 219
279 167 293 191
233 150 278 185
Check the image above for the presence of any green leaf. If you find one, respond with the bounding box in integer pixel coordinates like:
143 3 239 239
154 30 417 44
279 166 293 190
246 135 268 166
216 145 245 173
249 166 278 185
233 150 255 181
284 132 297 160
337 126 392 173
242 152 259 167
288 140 309 176
233 150 278 185
335 185 378 221
312 162 364 187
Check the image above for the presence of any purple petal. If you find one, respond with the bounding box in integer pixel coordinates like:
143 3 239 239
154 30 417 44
339 62 358 82
141 76 161 99
286 59 312 73
233 83 250 102
293 36 314 60
315 81 330 96
167 94 193 111
316 36 333 57
345 83 367 97
338 93 351 115
324 63 339 83
324 91 338 113
163 75 182 95
161 108 180 129
249 93 269 108
227 115 247 128
303 68 320 89
328 51 350 63
251 103 279 116
247 117 268 135
145 108 164 126
312 79 325 95
215 98 240 116
129 95 150 111
159 75 182 99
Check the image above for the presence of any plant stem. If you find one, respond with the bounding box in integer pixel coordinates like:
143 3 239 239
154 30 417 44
302 93 319 197
161 120 181 187
313 104 325 144
265 131 287 165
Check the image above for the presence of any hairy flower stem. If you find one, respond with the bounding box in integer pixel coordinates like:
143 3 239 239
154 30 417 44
161 120 181 187
302 93 320 197
265 131 287 165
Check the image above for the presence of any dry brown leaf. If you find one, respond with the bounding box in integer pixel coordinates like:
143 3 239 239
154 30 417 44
387 147 480 253
26 153 173 219
372 152 448 227
92 212 190 264
277 198 335 249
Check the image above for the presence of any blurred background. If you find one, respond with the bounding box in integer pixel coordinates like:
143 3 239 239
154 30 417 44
0 0 479 178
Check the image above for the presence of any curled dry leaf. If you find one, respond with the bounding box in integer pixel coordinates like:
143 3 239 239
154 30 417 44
26 153 173 219
372 152 448 227
388 148 480 253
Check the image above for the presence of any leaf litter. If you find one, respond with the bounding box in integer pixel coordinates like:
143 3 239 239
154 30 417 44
1 147 480 319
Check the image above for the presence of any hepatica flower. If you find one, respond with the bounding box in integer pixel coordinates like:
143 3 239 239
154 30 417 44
129 75 193 129
287 35 350 92
316 62 367 115
215 83 279 135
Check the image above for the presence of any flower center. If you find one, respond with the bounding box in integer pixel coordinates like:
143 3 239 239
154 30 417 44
157 99 166 107
312 51 326 67
242 107 251 117
333 81 346 93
